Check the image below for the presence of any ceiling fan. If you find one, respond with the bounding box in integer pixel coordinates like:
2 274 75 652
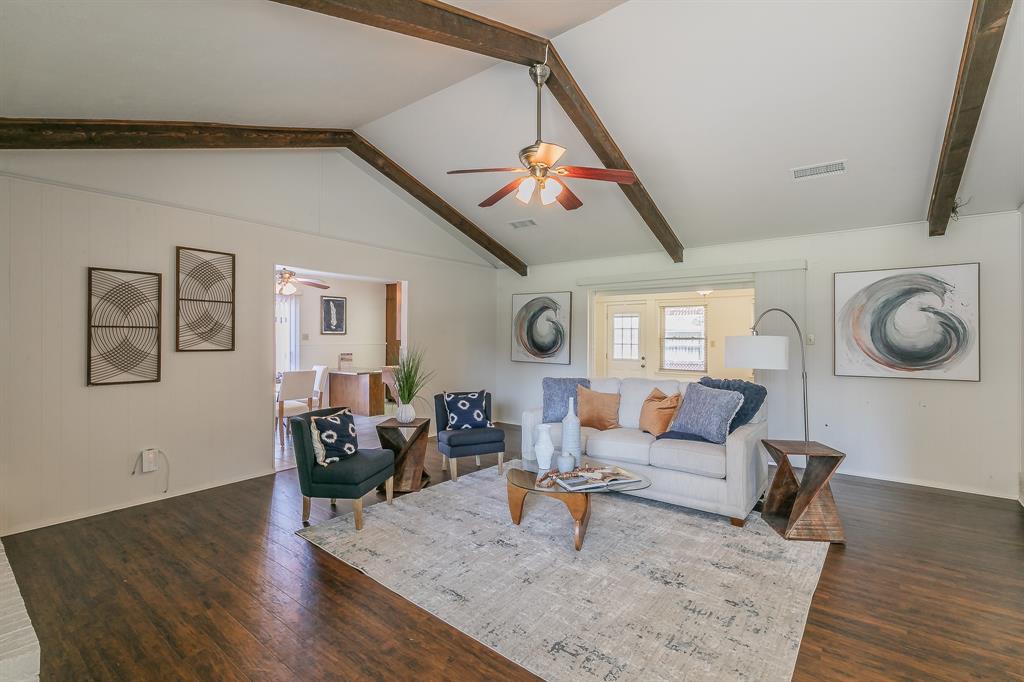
275 269 329 295
447 60 637 210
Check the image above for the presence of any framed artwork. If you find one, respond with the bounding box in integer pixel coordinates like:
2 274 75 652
176 246 235 351
834 263 979 381
88 267 162 386
321 296 347 335
511 291 572 364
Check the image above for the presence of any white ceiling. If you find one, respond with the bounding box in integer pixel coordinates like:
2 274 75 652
1 0 1021 267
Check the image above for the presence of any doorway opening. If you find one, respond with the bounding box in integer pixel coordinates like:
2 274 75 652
273 265 407 471
591 288 756 381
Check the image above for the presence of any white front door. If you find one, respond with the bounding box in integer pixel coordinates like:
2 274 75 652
605 304 647 378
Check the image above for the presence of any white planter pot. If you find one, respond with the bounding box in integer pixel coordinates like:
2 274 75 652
395 401 416 424
535 424 555 471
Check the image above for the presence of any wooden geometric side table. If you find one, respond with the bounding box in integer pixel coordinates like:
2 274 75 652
761 439 846 544
375 418 431 494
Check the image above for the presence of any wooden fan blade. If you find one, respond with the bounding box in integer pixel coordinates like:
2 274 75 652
533 142 566 167
295 278 330 289
447 168 527 174
479 177 525 207
555 181 583 210
555 166 637 184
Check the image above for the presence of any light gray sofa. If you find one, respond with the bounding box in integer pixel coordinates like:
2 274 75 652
521 377 769 524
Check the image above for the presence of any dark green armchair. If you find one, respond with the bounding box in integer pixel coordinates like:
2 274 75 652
289 407 395 528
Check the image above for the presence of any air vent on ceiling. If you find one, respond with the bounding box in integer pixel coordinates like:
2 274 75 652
791 159 847 181
509 218 537 229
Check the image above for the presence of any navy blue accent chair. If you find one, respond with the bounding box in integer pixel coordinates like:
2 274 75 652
290 407 396 529
434 392 505 481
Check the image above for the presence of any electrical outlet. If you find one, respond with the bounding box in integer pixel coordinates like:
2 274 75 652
302 333 309 341
142 449 160 473
806 334 816 345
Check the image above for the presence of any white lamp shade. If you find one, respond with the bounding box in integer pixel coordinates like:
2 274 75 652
725 335 789 370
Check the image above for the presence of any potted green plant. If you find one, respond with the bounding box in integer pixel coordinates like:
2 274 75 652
393 347 435 424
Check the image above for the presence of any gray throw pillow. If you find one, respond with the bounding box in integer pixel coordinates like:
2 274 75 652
542 377 591 423
669 383 745 444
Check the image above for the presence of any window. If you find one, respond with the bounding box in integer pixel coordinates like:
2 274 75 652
612 313 640 360
661 305 706 371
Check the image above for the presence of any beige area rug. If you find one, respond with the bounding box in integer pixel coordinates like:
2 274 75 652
298 464 828 682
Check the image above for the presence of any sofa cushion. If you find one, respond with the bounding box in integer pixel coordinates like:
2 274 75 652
698 377 767 432
437 427 504 447
541 423 599 453
638 388 682 436
577 385 620 430
589 377 621 394
542 377 590 422
586 428 654 465
668 383 744 444
649 438 726 479
617 379 682 429
311 448 394 485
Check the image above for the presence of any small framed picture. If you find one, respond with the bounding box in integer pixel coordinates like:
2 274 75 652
321 296 347 335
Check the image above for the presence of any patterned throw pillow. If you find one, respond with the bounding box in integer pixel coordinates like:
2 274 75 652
444 391 492 430
698 377 767 432
310 409 359 465
542 377 591 423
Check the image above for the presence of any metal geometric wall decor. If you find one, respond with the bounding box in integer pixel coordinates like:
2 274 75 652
88 267 162 386
176 246 236 351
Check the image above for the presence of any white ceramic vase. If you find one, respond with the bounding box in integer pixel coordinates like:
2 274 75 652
535 424 555 471
561 397 582 466
395 401 416 424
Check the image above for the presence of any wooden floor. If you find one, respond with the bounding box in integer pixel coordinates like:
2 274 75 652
4 425 1023 681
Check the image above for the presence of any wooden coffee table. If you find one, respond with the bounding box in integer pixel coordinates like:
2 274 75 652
761 439 846 544
375 418 430 494
505 461 650 551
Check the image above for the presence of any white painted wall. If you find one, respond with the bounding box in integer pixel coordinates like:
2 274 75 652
296 275 387 370
0 151 498 536
495 212 1023 500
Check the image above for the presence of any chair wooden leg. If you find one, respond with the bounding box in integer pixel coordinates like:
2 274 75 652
385 476 394 504
475 455 481 467
302 496 311 522
498 452 504 475
353 498 364 530
330 498 336 506
441 455 448 471
307 397 313 411
730 517 746 528
278 402 285 447
450 457 458 481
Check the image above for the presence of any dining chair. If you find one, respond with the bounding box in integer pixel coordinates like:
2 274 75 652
312 364 329 408
275 370 316 446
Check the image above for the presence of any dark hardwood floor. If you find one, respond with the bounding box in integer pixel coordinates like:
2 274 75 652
4 424 1023 681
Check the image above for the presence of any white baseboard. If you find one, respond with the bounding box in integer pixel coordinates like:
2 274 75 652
828 466 1018 500
0 467 277 537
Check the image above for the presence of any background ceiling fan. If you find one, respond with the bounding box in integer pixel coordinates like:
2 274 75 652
275 268 329 295
447 60 637 211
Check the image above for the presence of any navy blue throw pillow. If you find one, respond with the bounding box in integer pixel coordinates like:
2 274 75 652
311 409 359 464
656 431 714 443
699 377 767 432
444 391 491 429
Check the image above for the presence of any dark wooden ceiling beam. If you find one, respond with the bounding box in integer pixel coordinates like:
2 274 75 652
0 117 528 275
927 0 1013 236
271 0 686 262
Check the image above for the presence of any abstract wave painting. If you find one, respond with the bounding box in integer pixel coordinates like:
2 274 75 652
511 292 572 364
834 263 979 381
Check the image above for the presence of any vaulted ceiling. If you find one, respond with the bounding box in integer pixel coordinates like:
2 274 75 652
1 0 1020 266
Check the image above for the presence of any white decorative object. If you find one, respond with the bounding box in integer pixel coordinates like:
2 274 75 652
395 401 416 424
556 451 575 474
535 424 555 471
561 397 582 466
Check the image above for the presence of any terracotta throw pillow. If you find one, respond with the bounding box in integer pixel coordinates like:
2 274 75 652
638 388 682 436
576 385 620 430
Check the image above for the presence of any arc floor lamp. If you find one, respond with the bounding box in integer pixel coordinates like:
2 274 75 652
724 307 809 442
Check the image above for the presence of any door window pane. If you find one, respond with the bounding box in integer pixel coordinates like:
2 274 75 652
612 313 640 360
661 305 706 371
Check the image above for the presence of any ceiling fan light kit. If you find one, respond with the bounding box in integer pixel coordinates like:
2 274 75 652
275 268 329 295
447 60 637 211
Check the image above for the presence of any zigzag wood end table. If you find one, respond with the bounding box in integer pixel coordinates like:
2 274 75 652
376 418 430 494
761 439 846 544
